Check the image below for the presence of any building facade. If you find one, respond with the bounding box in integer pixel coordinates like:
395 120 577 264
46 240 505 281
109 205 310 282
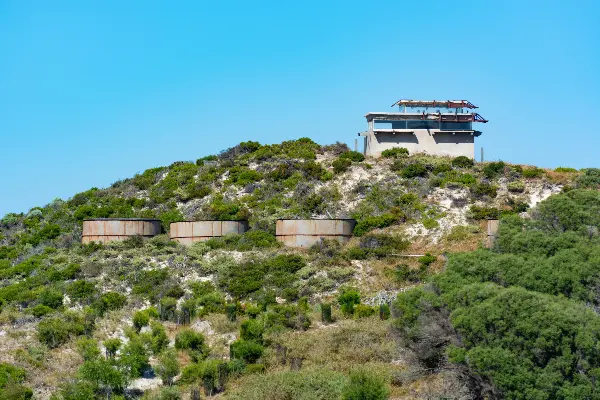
360 100 488 158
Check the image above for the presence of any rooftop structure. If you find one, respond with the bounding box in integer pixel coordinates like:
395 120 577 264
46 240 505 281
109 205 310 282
359 99 488 158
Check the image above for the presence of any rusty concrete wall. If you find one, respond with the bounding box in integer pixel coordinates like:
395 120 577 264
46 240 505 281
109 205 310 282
170 221 249 245
82 218 161 244
486 219 499 248
275 219 356 248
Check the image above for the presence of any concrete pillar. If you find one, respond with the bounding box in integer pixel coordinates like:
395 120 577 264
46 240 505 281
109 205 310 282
486 219 499 248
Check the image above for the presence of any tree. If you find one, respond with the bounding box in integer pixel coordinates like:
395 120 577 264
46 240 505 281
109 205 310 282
342 370 389 400
156 350 180 386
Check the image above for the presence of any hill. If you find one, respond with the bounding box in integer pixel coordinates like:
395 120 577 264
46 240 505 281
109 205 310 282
1 138 598 399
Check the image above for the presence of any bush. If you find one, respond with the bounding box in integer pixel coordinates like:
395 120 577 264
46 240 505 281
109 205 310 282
353 214 398 237
175 330 209 361
332 158 352 174
103 338 121 358
354 304 376 318
39 289 63 309
67 281 97 304
468 205 501 220
394 264 426 284
482 161 506 178
156 350 180 386
522 167 545 178
554 167 577 173
230 340 264 363
338 288 361 316
341 370 389 400
133 310 150 332
381 147 409 158
120 336 150 377
92 292 127 316
470 182 498 198
321 303 333 324
358 233 410 258
30 304 54 317
418 252 437 267
452 156 474 168
37 315 85 348
576 168 600 188
507 181 525 193
379 304 391 320
401 163 428 178
339 151 365 162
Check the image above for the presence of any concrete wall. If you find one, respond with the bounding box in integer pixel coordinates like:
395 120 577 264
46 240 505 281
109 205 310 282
364 130 475 158
276 219 356 248
170 221 249 245
82 219 161 244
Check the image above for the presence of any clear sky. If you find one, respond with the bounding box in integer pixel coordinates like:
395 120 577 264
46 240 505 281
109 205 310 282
1 0 599 216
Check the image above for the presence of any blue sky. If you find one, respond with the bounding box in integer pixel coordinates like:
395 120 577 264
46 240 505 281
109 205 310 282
1 0 599 216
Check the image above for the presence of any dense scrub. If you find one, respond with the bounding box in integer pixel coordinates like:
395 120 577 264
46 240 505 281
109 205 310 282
395 189 600 400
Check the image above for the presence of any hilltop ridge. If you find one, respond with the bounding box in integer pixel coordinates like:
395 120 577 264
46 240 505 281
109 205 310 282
1 138 597 400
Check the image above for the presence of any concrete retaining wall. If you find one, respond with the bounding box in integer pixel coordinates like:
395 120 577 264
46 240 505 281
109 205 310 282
276 219 356 248
170 221 249 245
82 218 161 244
364 130 475 158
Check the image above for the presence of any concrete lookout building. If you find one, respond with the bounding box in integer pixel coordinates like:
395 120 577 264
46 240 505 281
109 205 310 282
360 100 488 158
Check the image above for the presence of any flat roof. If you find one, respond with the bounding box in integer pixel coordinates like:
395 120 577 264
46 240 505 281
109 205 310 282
391 99 479 109
365 112 488 123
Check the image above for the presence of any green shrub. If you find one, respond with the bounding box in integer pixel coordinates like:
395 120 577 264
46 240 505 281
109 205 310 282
159 297 178 321
482 161 506 178
103 338 121 358
507 181 525 193
418 252 436 267
470 182 498 198
394 264 426 284
575 168 600 188
37 315 85 348
379 304 391 320
120 335 150 378
0 363 26 388
432 163 452 175
338 288 361 316
353 214 398 237
321 303 333 324
522 167 545 178
230 340 264 363
92 292 126 316
332 158 352 174
39 289 63 309
67 281 97 304
240 319 265 343
554 167 577 173
452 156 474 168
198 292 225 314
401 163 428 178
30 304 54 318
381 147 409 158
341 369 389 400
358 233 410 258
133 310 150 332
468 206 501 220
339 151 365 162
354 304 376 318
156 350 180 386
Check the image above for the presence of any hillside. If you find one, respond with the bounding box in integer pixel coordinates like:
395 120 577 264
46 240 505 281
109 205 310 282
1 138 598 400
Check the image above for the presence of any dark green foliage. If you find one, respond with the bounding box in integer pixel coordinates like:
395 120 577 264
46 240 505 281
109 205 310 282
226 167 262 186
92 292 127 316
226 303 237 322
332 158 352 174
103 338 121 358
353 304 376 318
379 304 390 320
341 369 389 400
156 350 180 386
159 209 184 232
353 214 398 237
218 254 305 299
468 205 501 220
521 167 545 178
230 340 264 363
198 292 225 314
206 196 249 221
482 161 505 178
533 189 600 232
133 310 150 332
338 288 361 316
339 151 365 162
452 156 474 168
418 252 436 267
37 313 86 348
120 335 150 377
39 289 63 309
67 281 97 303
381 147 409 158
159 297 178 321
321 302 333 324
400 163 428 178
432 163 452 175
394 264 426 284
30 304 54 317
470 182 498 198
0 363 31 400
